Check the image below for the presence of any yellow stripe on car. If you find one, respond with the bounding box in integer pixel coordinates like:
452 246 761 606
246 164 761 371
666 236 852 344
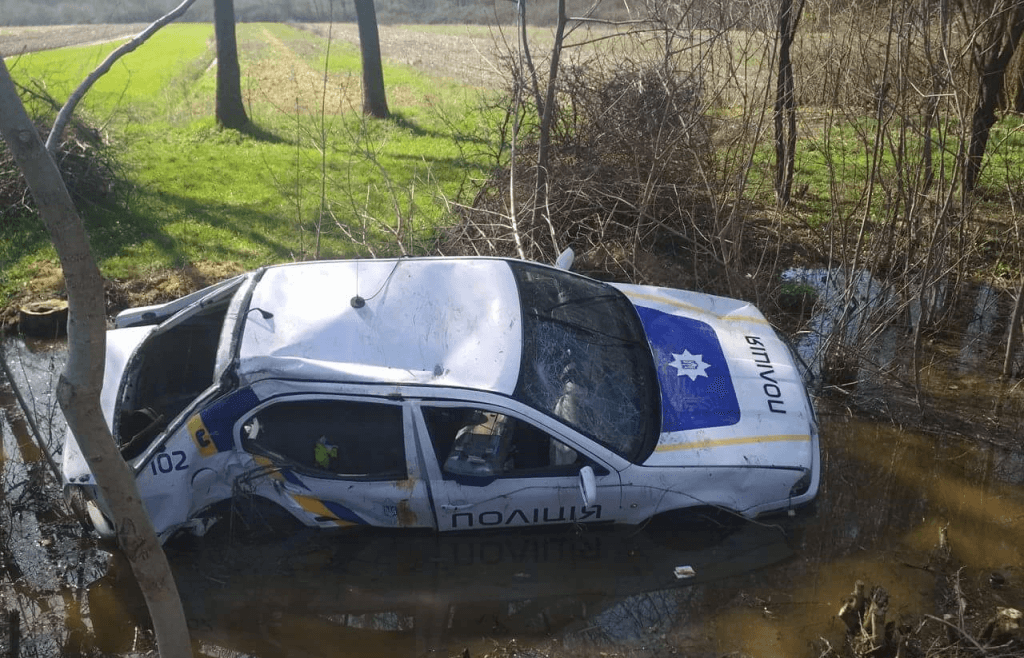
622 291 771 326
655 434 811 453
290 493 358 527
187 414 219 458
251 454 285 480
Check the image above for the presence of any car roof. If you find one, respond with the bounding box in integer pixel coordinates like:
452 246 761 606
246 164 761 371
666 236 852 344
236 258 523 394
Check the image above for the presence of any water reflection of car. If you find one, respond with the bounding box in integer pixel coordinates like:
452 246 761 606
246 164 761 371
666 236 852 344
61 254 819 542
169 518 794 656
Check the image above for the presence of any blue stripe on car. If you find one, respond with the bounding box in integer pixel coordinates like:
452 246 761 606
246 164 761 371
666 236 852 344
320 499 365 524
199 388 261 452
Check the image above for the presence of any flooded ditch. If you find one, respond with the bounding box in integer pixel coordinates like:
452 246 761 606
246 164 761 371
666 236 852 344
1 274 1023 657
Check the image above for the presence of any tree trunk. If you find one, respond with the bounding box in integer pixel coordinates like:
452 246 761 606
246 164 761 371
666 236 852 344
1006 37 1024 112
964 1 1024 193
214 0 249 130
773 0 804 205
354 0 390 118
0 60 193 658
517 0 544 122
1014 70 1024 112
966 73 1006 192
532 0 567 257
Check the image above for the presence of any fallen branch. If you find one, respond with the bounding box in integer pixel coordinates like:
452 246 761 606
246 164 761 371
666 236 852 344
923 614 989 654
837 580 909 658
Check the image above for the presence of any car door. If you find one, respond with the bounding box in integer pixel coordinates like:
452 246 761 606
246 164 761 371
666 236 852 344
238 395 435 529
413 401 623 532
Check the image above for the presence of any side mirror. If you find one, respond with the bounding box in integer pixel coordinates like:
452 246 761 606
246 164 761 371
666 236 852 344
578 465 596 507
555 247 575 271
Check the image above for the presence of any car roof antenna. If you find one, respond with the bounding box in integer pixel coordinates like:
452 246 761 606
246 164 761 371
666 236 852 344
350 258 402 309
351 260 365 308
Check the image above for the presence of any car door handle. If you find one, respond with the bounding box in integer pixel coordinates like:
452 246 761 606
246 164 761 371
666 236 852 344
440 503 473 511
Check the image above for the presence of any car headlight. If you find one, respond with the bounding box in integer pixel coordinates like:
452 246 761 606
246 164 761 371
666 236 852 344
790 468 812 498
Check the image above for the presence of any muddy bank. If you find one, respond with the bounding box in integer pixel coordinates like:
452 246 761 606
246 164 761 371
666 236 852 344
0 338 112 658
0 260 246 333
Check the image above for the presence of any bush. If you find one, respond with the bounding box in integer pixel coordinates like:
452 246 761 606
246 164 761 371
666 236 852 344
0 108 117 218
441 57 716 285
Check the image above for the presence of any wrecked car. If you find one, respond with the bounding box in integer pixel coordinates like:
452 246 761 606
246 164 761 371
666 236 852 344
61 255 819 542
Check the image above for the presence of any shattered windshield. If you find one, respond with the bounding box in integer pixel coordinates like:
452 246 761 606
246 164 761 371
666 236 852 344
510 263 659 463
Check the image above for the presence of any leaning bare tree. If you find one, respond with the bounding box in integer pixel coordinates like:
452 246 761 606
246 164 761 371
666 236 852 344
0 58 193 658
44 0 197 156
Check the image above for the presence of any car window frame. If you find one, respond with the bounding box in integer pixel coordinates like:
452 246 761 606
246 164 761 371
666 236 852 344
411 397 620 487
236 393 411 482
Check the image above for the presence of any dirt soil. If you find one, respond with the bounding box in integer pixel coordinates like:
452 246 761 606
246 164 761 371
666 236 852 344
0 24 149 58
0 22 506 87
298 22 507 89
0 260 247 331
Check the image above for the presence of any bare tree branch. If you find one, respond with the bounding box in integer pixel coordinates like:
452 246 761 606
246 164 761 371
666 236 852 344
44 0 197 155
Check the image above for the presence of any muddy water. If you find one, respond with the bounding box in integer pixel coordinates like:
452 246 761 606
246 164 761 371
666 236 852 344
708 413 1024 657
2 299 1024 658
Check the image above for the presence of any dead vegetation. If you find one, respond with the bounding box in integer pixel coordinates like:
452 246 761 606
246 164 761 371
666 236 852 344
439 59 725 292
0 259 245 331
829 527 1023 658
0 107 116 220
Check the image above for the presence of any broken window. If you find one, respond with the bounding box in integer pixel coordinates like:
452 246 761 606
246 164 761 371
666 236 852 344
242 398 407 480
422 406 587 480
508 262 659 463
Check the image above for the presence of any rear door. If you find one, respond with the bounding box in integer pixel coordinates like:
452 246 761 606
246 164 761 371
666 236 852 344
412 401 623 531
238 395 435 529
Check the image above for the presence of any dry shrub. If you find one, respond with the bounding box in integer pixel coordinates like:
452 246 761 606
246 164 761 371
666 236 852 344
440 59 720 287
792 6 974 112
0 115 117 218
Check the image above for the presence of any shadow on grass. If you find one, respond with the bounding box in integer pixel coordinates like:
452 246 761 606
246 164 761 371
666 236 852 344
387 111 488 147
84 190 298 270
236 120 288 145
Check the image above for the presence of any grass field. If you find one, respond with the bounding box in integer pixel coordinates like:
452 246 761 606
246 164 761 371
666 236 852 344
1 22 501 310
4 18 1024 321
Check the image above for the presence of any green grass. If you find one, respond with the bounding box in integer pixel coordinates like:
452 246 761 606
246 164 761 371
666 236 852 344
6 22 1024 306
1 23 494 302
737 110 1024 231
6 24 215 119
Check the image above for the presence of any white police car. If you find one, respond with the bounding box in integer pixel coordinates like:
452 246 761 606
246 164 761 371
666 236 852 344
62 255 819 542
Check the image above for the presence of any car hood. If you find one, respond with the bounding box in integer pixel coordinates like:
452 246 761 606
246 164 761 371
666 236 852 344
613 284 816 471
